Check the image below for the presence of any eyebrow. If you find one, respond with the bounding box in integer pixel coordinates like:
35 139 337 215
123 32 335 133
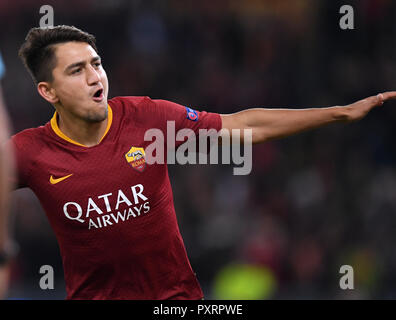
64 56 101 73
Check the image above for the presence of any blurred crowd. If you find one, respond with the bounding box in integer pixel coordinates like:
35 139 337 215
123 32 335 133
1 0 396 299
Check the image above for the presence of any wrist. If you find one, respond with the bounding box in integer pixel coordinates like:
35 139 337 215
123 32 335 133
332 106 351 122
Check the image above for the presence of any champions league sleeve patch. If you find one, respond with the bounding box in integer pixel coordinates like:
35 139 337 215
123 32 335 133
185 107 199 122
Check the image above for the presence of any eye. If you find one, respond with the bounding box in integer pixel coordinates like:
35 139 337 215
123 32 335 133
72 68 82 74
93 61 102 68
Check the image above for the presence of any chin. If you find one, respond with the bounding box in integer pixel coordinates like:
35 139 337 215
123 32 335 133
86 105 108 123
97 98 108 110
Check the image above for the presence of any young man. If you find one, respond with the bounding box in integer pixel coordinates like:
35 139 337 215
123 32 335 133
7 25 396 299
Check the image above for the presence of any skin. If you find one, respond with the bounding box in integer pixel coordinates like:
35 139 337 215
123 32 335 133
1 39 396 299
35 41 396 147
0 85 13 298
220 92 396 143
37 41 109 147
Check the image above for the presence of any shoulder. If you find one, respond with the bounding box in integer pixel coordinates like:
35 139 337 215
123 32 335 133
11 125 48 153
108 96 185 112
108 96 156 111
108 96 166 127
10 126 49 187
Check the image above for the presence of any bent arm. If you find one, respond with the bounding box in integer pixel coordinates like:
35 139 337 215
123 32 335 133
0 84 15 299
220 92 396 144
0 86 12 248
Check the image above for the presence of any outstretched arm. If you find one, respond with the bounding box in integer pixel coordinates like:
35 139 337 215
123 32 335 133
220 92 396 143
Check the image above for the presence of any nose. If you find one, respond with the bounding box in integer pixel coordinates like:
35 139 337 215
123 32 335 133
86 64 100 85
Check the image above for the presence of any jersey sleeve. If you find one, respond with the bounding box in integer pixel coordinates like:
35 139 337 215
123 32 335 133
152 99 222 149
8 134 32 189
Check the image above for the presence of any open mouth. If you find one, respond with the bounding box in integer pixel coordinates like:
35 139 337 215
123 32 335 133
92 88 104 101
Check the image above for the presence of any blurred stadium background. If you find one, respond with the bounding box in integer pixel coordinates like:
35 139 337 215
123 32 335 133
1 0 396 299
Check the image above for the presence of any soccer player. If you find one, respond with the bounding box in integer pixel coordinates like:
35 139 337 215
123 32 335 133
6 25 396 299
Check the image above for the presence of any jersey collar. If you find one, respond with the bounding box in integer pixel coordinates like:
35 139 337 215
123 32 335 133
50 105 113 147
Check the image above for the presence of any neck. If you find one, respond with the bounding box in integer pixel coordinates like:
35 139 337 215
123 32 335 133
54 108 110 147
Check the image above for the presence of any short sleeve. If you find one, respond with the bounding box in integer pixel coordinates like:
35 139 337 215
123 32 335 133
8 135 30 189
152 99 222 148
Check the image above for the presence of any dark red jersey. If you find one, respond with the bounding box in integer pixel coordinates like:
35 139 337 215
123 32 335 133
11 96 222 299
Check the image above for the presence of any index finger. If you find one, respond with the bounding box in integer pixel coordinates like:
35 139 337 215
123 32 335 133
379 91 396 101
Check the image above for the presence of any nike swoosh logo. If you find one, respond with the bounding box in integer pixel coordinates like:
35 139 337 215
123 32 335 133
50 174 73 185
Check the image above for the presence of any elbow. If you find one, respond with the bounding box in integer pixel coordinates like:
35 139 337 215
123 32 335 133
251 128 270 144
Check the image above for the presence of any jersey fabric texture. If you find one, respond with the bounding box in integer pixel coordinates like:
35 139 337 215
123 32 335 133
11 96 222 299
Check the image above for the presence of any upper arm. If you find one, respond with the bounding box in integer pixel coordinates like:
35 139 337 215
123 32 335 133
7 135 30 190
220 111 266 144
152 99 222 148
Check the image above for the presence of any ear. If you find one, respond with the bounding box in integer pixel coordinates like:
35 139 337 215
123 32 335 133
37 82 59 104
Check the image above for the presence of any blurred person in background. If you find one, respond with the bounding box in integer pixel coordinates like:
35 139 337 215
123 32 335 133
4 22 396 300
0 51 16 298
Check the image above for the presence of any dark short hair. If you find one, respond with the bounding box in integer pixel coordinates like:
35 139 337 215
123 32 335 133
18 25 98 83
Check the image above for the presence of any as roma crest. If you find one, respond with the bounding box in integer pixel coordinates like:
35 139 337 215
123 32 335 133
125 147 146 172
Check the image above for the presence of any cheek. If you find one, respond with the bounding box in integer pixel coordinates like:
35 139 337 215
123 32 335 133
100 69 109 87
59 81 86 99
103 81 109 98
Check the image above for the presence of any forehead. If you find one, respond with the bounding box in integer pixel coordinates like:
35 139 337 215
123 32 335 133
53 42 97 67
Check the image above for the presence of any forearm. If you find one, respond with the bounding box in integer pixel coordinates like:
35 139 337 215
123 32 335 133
221 92 396 144
222 105 349 144
250 106 350 142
